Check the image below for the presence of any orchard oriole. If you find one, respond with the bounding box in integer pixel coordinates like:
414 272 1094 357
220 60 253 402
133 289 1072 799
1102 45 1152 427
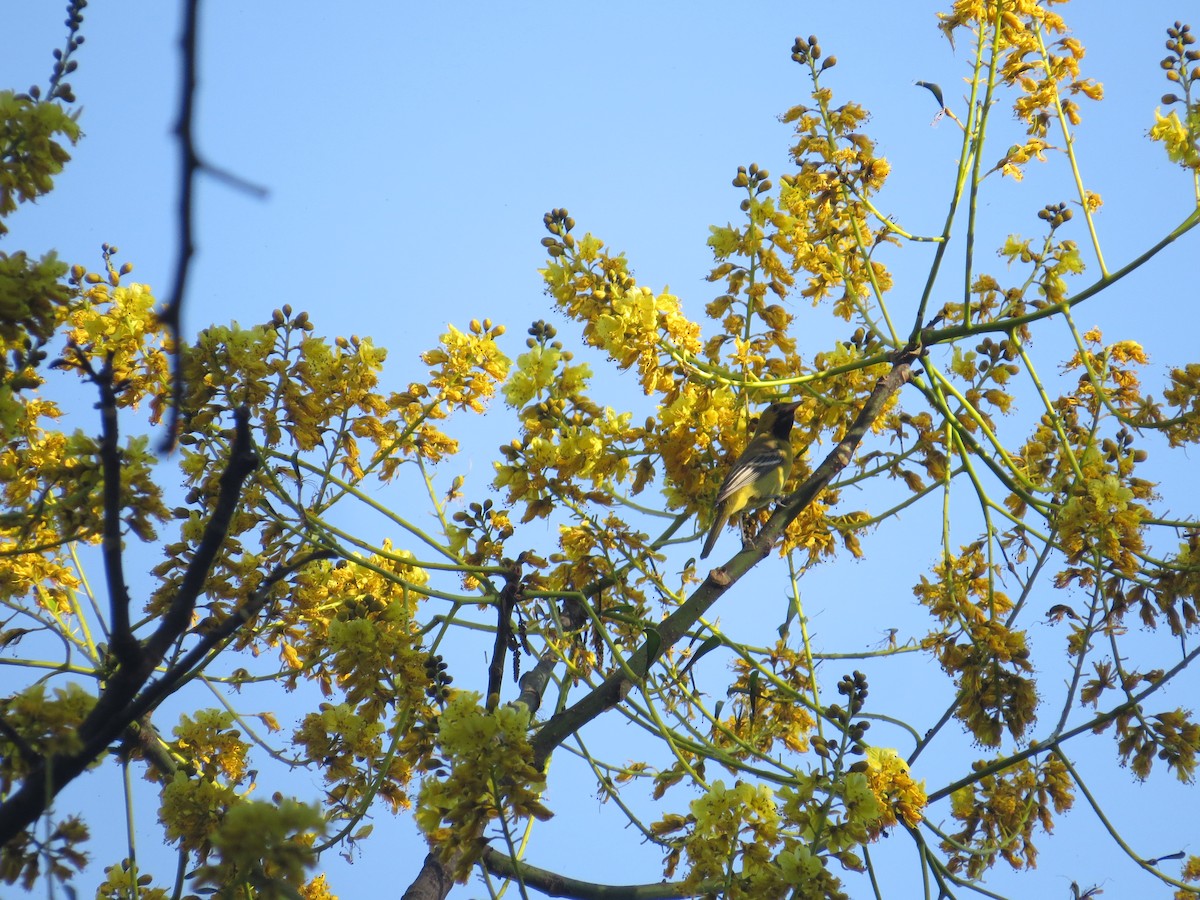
699 401 801 560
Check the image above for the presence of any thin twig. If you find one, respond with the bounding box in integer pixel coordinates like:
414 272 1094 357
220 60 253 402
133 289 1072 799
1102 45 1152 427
0 409 259 846
157 0 201 451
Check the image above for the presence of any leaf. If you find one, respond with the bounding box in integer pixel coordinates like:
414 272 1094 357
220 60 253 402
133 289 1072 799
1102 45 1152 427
915 80 945 108
680 635 723 679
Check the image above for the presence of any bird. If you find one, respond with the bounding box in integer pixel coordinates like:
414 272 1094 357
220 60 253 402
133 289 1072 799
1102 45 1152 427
700 400 801 560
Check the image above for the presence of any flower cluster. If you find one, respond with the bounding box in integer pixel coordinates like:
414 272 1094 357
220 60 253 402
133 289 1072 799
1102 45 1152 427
938 0 1103 178
680 780 789 898
1151 22 1200 171
711 642 816 758
415 692 551 881
945 755 1072 877
914 545 1036 746
191 796 325 898
863 747 927 838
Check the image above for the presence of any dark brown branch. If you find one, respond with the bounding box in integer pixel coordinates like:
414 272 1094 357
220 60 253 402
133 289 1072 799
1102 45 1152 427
92 353 139 666
157 0 200 452
486 563 523 707
116 549 334 726
155 0 267 452
143 406 258 662
482 848 703 899
401 852 456 900
0 408 259 848
529 351 918 769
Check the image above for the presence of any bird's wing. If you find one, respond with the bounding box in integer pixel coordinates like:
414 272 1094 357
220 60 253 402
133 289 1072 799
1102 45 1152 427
715 445 788 504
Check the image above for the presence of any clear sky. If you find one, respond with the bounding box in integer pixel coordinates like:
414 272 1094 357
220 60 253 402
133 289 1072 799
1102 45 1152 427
5 2 1199 898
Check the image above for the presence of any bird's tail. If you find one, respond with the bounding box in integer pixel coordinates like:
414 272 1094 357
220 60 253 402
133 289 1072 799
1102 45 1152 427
699 508 727 560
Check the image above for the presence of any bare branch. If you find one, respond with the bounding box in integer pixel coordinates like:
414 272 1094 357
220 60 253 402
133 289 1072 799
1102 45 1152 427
90 352 139 666
486 562 523 707
157 0 201 451
482 847 702 899
401 852 455 900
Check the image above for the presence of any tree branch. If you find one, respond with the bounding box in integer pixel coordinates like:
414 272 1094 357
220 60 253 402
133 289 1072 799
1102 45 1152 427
71 349 140 666
0 408 259 848
401 852 456 900
142 406 258 663
157 0 201 451
486 562 522 707
514 649 558 716
481 848 703 899
156 0 268 451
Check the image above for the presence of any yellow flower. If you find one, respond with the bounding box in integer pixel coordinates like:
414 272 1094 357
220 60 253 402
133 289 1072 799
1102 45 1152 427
864 746 928 837
1150 108 1200 169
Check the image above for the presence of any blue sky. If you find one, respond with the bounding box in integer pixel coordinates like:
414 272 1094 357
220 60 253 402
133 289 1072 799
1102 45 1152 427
5 2 1200 898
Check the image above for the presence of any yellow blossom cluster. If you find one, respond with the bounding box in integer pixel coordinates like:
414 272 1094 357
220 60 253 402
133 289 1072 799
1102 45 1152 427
1112 705 1200 782
1151 107 1200 169
159 770 240 855
712 644 816 758
193 796 325 898
1066 331 1149 412
284 550 434 816
1180 855 1200 896
778 100 894 314
1162 362 1200 446
169 709 251 784
0 263 171 629
999 230 1086 305
293 702 387 813
1141 532 1200 637
863 747 927 838
945 755 1072 877
283 549 430 710
0 90 80 235
678 780 788 898
938 0 1103 178
494 324 639 523
541 222 702 398
415 692 551 881
95 861 172 900
653 751 906 899
1056 464 1144 574
421 319 510 414
0 245 73 426
300 873 338 900
64 270 174 415
0 683 96 788
1150 22 1200 172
